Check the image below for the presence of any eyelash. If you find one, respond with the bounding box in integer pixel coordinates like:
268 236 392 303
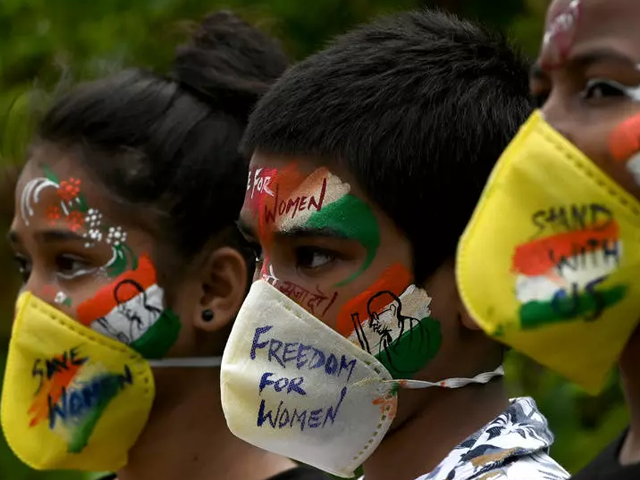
55 254 94 280
582 79 627 101
530 78 629 109
295 246 336 271
12 253 94 283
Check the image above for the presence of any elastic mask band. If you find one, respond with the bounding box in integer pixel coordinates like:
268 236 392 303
147 357 222 368
355 365 505 390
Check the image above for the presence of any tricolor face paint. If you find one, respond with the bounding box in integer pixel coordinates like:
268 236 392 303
540 0 582 69
9 157 181 360
239 156 442 378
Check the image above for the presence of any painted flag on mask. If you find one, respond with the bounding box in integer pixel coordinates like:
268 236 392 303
512 221 627 329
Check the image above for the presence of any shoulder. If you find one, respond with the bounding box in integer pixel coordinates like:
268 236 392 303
470 452 570 480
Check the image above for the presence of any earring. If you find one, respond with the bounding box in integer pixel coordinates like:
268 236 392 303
201 309 214 322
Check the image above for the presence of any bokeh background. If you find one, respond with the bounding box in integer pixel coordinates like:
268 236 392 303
0 0 629 478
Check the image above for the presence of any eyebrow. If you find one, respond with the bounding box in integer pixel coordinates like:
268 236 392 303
9 229 86 244
534 48 637 77
36 230 86 242
569 49 636 70
277 226 348 240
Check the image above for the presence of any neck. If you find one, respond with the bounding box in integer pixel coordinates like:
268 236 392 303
363 379 508 480
116 371 296 480
619 327 640 465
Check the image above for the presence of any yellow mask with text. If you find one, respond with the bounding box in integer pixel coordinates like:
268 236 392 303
456 111 640 394
1 292 155 471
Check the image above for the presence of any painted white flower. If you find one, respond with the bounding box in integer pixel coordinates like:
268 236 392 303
106 226 127 246
84 228 103 242
54 292 68 305
85 208 103 229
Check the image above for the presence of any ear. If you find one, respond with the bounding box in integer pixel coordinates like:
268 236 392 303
194 247 248 333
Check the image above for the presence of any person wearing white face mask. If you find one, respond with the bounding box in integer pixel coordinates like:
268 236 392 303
220 8 570 480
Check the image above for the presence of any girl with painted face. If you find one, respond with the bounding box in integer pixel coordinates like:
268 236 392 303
457 0 640 478
1 11 328 480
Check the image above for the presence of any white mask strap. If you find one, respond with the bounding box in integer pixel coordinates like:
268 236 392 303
379 365 505 390
147 356 222 368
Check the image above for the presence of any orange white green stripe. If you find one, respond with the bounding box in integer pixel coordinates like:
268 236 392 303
511 222 626 328
76 255 180 359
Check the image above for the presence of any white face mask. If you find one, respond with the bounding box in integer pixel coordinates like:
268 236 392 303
220 281 504 478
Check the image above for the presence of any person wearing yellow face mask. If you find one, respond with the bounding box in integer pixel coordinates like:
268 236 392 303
456 0 640 478
1 11 329 480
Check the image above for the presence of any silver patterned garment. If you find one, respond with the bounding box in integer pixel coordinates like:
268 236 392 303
415 397 570 480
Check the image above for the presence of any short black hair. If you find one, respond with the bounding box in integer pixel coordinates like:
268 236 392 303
243 9 532 283
36 11 288 280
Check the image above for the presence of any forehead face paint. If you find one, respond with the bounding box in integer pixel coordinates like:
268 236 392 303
542 0 582 68
247 164 380 286
20 166 136 278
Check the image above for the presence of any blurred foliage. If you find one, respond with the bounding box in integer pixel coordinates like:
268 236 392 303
0 0 629 478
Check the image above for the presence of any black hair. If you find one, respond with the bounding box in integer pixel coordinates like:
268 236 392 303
36 11 288 280
242 9 532 283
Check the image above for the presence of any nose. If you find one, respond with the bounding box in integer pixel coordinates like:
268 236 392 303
22 270 50 303
540 90 575 144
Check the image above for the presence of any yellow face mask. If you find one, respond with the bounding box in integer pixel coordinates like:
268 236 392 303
456 111 640 394
1 292 155 471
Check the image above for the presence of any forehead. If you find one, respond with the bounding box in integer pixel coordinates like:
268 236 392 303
14 145 117 229
18 147 88 202
542 0 640 61
240 152 376 231
243 151 357 204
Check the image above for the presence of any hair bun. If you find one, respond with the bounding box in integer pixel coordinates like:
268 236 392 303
172 10 288 110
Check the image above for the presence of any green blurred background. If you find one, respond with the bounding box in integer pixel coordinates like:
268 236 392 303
0 0 629 478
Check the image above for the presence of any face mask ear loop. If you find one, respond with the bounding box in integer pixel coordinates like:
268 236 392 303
378 365 505 390
147 357 223 368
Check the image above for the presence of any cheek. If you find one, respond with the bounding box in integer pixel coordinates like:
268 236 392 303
260 259 342 326
33 284 76 318
609 111 640 189
55 257 183 358
595 109 640 199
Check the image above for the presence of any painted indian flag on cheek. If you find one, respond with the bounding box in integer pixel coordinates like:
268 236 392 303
76 255 181 359
512 217 627 329
337 264 442 379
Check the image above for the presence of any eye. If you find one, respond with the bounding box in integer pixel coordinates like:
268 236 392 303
13 254 32 283
583 79 627 101
295 246 335 270
55 254 93 280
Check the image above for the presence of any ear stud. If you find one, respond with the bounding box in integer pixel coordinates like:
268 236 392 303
202 309 214 322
